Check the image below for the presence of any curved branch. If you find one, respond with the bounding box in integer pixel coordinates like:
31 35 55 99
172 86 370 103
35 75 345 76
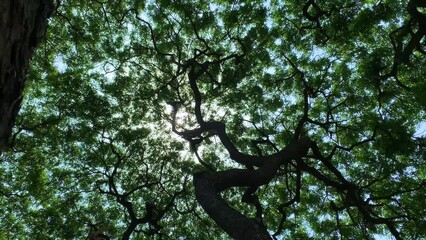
194 138 312 239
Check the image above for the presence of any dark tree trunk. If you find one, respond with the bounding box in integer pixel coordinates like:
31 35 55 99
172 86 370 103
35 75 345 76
0 0 53 153
194 138 312 240
194 172 273 240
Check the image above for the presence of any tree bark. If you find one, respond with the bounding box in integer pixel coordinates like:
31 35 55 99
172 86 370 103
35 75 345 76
0 0 53 153
194 138 312 240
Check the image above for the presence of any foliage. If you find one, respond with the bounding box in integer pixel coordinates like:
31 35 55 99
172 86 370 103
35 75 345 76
1 0 425 239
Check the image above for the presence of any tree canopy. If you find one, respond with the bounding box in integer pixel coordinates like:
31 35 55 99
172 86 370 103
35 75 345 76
1 0 426 239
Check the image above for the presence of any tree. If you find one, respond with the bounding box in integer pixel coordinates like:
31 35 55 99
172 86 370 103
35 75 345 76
1 0 425 239
0 0 54 153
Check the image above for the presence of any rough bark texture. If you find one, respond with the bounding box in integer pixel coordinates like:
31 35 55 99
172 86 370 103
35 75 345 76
0 0 53 153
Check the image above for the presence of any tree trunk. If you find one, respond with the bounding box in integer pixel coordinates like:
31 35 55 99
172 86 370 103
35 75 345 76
194 138 312 239
0 0 53 153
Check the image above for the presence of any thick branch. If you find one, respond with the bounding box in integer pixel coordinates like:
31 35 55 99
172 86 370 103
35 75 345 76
194 138 312 239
